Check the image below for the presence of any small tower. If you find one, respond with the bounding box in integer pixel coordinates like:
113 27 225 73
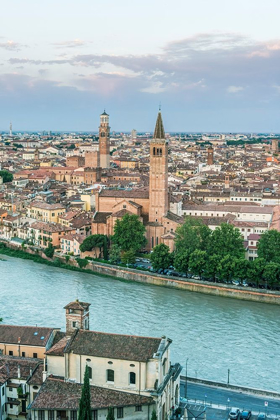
271 139 279 154
207 145 214 165
99 110 110 169
64 300 91 336
9 122 12 136
225 175 230 189
149 111 168 224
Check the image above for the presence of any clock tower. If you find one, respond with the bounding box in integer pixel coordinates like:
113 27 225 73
99 110 110 169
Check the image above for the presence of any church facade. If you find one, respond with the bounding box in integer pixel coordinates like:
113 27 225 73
92 111 183 251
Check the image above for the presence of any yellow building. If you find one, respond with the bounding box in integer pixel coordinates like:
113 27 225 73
0 325 60 359
27 202 66 223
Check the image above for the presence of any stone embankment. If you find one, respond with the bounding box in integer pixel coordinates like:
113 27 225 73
2 241 280 305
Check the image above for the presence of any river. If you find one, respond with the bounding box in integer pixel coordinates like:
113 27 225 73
1 256 279 392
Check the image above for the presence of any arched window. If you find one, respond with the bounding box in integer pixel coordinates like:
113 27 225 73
129 372 136 385
156 237 158 245
88 366 92 379
162 358 167 376
107 369 114 382
175 384 179 405
153 147 156 156
151 237 154 248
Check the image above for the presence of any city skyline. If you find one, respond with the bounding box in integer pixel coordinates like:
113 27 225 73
1 0 280 131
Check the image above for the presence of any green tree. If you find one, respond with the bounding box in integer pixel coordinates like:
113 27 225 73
78 365 91 420
80 234 108 259
112 214 147 252
234 258 249 284
174 249 190 274
208 223 245 259
151 409 157 420
247 258 266 287
263 262 280 288
0 170 13 183
76 258 89 269
188 250 207 279
257 230 280 263
217 255 236 283
174 217 211 274
175 217 211 254
204 254 220 282
150 244 173 271
106 407 115 420
109 244 122 264
44 243 55 258
121 249 136 265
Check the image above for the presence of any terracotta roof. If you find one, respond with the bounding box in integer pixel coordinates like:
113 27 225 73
31 376 153 410
65 330 161 362
64 300 90 311
46 336 69 357
0 355 42 381
0 325 57 347
99 189 149 199
93 212 111 223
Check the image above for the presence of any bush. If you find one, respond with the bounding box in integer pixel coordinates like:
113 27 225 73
76 258 89 269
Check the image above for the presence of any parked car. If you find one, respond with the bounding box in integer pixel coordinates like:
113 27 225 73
257 414 266 420
240 410 251 420
229 408 240 420
232 279 240 286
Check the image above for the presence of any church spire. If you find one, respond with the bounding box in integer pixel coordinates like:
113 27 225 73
153 111 165 139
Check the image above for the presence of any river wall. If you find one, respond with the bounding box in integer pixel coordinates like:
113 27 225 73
181 376 280 399
2 241 280 305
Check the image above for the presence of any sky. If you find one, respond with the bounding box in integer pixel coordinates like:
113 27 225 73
1 0 280 132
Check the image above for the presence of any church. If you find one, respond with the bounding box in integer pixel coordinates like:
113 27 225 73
92 111 183 251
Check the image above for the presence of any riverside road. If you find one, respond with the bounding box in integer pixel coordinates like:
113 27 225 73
180 382 280 417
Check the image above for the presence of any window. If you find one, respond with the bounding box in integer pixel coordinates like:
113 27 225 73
70 411 77 420
129 372 136 385
2 387 4 396
107 369 114 382
135 406 142 412
117 408 123 418
9 350 13 356
22 351 26 357
48 411 54 420
72 321 77 328
92 410 98 420
33 353 38 358
10 404 13 409
38 411 45 420
88 366 92 379
123 205 126 209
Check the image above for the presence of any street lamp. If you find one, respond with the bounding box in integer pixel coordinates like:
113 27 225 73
184 358 189 399
227 369 230 386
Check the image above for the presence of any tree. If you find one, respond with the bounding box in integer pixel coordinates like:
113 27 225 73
257 230 280 263
109 244 122 264
150 244 173 271
121 249 136 265
80 234 108 259
112 214 147 252
234 258 249 284
44 243 55 259
151 410 157 420
208 223 245 259
263 262 280 288
0 170 13 183
204 254 220 282
174 218 211 274
78 365 91 420
188 250 207 279
217 255 236 283
106 408 115 420
247 258 266 287
77 258 89 269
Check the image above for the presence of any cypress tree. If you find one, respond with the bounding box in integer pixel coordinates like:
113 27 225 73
78 365 91 420
106 407 115 420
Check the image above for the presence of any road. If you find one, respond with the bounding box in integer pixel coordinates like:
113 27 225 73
180 382 280 416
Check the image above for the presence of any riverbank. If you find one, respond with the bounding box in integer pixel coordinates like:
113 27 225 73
1 241 280 305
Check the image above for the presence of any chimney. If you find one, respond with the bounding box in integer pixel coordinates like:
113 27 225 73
17 365 21 379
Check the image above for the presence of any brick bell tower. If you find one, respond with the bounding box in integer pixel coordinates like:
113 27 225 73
149 111 169 224
64 300 91 336
99 110 110 169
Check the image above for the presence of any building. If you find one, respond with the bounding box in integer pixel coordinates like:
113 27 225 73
40 300 181 420
207 146 214 165
27 202 66 223
271 139 279 153
99 111 110 169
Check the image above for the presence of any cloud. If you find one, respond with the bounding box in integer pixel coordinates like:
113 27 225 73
0 40 22 51
52 39 86 48
227 86 244 93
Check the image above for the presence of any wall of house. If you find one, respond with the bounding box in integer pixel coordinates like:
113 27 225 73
47 355 65 377
0 344 45 359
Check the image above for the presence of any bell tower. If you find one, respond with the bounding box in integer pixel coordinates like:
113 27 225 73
149 111 168 224
99 110 110 169
64 300 91 336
